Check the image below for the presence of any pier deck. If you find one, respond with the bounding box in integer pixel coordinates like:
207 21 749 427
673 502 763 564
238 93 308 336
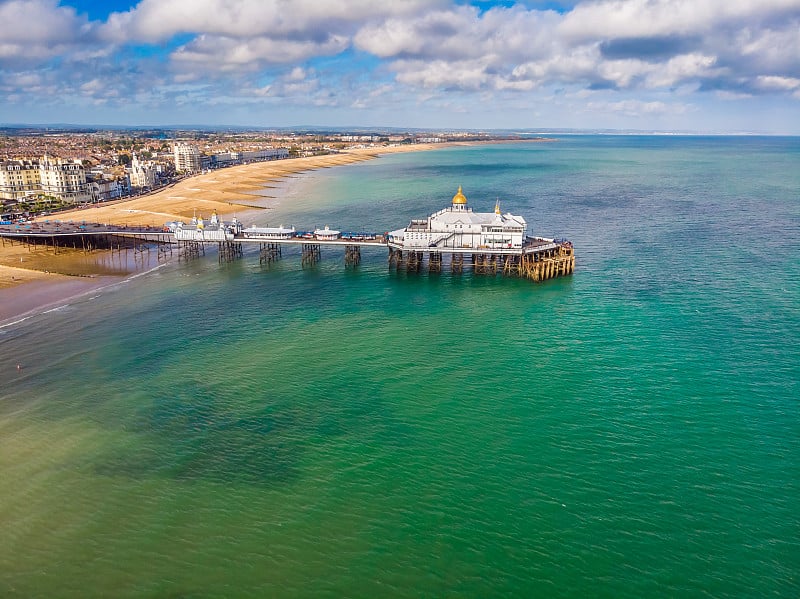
0 221 574 281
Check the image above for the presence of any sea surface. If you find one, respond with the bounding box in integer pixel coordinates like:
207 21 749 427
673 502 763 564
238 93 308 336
1 136 798 598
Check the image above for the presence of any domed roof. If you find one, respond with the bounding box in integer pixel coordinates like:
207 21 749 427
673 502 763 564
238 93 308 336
452 185 467 205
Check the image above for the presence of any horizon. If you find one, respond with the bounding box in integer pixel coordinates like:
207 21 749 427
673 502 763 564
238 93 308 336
1 1 799 135
1 124 797 137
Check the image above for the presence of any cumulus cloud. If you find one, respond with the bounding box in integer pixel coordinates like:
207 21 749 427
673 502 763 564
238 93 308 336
354 5 560 63
171 34 350 73
101 0 448 43
0 0 94 65
755 75 800 91
356 0 800 98
558 0 800 41
1 0 799 127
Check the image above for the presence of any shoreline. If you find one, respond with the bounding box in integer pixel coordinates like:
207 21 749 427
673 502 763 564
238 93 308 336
53 143 457 227
0 140 543 325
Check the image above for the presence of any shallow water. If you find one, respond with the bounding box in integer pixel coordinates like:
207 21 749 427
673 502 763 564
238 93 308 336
1 136 798 598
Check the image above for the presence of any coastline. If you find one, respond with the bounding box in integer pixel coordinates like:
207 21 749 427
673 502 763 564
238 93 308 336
0 143 448 325
0 139 549 326
53 144 452 227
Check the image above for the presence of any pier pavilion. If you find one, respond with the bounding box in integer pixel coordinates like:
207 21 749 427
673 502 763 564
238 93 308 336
385 187 575 280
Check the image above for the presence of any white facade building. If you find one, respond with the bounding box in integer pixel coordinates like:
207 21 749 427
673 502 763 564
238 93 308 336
240 148 289 161
88 178 125 202
388 186 527 251
129 152 158 189
39 156 90 203
173 142 202 173
174 211 242 241
0 156 89 203
0 160 40 200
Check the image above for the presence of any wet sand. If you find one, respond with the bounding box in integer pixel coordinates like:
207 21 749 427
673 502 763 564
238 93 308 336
0 275 117 325
0 240 164 326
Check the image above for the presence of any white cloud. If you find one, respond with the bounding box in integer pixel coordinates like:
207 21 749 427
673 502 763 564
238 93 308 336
171 34 350 72
755 75 800 90
559 0 800 40
393 58 491 90
0 0 88 44
0 0 94 64
102 0 447 43
1 0 799 129
354 5 560 62
644 53 720 88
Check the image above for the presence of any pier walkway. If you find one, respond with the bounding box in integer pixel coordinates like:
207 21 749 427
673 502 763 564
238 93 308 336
0 220 574 281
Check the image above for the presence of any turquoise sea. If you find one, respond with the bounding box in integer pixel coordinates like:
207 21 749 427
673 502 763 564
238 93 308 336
1 136 798 597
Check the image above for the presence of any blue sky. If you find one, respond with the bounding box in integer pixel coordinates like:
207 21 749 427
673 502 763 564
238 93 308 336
1 0 799 133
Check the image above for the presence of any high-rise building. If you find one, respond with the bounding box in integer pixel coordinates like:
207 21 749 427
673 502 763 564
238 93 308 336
173 142 202 173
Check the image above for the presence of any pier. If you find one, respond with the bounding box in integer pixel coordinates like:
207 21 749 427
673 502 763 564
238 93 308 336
0 188 575 282
0 222 574 282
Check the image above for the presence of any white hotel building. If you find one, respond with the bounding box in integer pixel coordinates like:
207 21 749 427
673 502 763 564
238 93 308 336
0 156 90 203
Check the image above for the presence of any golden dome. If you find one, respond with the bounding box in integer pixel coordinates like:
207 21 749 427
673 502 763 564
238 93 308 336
452 185 467 205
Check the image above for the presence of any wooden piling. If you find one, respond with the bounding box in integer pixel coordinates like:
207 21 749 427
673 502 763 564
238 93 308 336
344 245 361 267
301 243 321 267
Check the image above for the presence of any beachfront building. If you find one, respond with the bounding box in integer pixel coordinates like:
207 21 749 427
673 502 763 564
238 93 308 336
211 147 289 168
87 177 125 202
0 156 89 203
173 142 202 173
241 148 289 161
129 152 158 190
0 160 40 201
387 186 527 250
38 156 90 203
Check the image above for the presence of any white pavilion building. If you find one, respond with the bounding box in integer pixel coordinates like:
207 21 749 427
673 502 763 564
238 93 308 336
387 186 527 251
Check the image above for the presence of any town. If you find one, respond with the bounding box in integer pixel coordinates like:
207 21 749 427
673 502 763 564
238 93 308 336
0 127 526 222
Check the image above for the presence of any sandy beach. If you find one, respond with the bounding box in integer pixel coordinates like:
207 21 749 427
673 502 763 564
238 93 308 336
54 145 444 228
0 143 449 324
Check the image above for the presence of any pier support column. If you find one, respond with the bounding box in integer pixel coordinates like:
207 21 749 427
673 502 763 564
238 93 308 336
451 253 464 274
301 243 321 267
260 242 282 266
345 245 361 267
218 241 243 263
429 252 442 273
179 240 204 261
388 248 401 269
406 250 421 272
474 253 493 275
502 255 516 276
158 243 173 261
